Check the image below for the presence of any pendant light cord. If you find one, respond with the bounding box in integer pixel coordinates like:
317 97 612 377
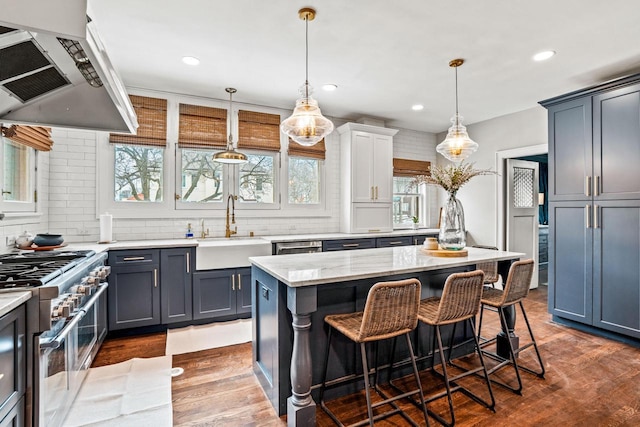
305 15 309 99
228 90 234 149
454 65 459 126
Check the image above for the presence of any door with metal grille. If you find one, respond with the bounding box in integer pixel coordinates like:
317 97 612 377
506 159 539 288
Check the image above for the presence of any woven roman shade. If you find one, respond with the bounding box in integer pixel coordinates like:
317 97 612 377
393 158 430 177
109 95 167 147
237 110 281 152
178 103 227 149
288 138 326 160
1 124 53 151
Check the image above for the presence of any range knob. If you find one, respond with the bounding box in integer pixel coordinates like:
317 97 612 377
75 284 91 295
70 294 82 306
51 305 63 320
61 303 72 318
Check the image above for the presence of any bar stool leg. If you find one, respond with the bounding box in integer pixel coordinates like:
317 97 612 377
517 301 545 378
433 325 455 427
319 326 333 406
405 333 431 427
360 342 375 427
496 306 524 394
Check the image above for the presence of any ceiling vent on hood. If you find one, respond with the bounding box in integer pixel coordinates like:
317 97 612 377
0 17 138 133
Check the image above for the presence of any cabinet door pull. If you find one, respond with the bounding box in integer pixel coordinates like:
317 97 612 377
595 175 600 196
237 273 242 290
375 186 379 200
371 186 374 200
594 205 599 228
154 268 158 287
342 243 360 248
123 256 145 261
585 176 592 197
186 252 190 273
232 274 235 291
388 241 404 245
585 205 591 229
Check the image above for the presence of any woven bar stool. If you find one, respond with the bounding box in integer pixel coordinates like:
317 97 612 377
476 259 545 394
319 279 430 427
472 245 500 288
417 270 495 427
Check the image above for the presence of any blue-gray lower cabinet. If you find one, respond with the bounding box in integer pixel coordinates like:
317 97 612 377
322 238 376 251
192 267 252 320
550 200 640 338
160 248 194 324
108 250 160 330
0 305 25 426
108 247 195 330
376 235 413 248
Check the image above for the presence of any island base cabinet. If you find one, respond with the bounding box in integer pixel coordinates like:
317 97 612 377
193 268 252 320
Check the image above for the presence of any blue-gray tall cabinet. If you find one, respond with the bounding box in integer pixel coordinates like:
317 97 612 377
541 74 640 340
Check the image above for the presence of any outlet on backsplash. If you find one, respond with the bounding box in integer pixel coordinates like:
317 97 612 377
5 237 15 247
78 229 90 236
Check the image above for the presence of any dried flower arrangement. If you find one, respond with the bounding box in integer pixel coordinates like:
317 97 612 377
412 162 496 196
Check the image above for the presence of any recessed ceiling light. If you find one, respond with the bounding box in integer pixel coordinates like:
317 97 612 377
533 50 556 62
322 84 338 92
412 104 424 111
182 56 200 66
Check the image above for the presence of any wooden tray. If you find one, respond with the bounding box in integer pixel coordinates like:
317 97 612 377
420 247 468 257
21 243 68 251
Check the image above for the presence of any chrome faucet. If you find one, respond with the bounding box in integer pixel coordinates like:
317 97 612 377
225 194 238 238
200 219 209 239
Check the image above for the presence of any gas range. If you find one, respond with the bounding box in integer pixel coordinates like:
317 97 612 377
0 250 95 290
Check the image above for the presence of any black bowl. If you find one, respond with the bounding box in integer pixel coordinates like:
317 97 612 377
32 233 64 247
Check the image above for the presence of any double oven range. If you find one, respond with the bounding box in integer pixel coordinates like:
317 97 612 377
0 250 110 427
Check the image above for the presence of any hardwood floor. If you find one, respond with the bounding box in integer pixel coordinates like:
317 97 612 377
93 286 640 426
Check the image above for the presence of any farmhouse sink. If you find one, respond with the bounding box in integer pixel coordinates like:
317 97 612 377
196 237 272 270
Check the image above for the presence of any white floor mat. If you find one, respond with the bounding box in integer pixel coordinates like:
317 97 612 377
165 319 252 355
64 356 173 427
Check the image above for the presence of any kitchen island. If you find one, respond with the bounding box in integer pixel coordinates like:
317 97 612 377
249 246 524 426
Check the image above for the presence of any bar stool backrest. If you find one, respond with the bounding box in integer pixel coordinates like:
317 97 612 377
358 278 421 342
501 259 535 305
433 270 485 325
473 246 499 283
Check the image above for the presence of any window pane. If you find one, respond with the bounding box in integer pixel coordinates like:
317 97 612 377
239 154 274 203
393 176 422 226
114 144 164 202
288 157 320 204
3 139 31 202
180 149 224 202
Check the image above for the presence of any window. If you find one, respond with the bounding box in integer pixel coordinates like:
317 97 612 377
392 158 430 228
114 144 164 202
287 138 325 205
288 157 320 204
0 124 51 213
239 153 275 204
180 148 224 203
109 95 168 204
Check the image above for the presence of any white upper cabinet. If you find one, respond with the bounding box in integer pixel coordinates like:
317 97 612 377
339 123 398 233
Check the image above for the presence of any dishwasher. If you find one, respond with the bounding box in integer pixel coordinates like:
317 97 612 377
274 240 323 255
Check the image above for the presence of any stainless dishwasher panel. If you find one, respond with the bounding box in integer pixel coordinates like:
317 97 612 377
274 241 323 255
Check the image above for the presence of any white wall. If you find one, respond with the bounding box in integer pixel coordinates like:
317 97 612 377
1 99 438 247
446 106 548 247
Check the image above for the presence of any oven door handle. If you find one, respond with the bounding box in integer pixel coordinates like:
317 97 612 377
40 283 108 350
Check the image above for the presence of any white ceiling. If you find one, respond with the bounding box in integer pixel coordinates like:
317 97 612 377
88 0 640 133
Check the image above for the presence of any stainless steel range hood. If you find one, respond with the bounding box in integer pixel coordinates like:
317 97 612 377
0 14 138 133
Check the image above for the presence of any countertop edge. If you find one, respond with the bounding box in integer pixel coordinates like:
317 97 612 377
0 291 32 317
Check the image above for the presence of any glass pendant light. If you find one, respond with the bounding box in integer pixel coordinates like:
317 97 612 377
436 59 478 163
280 8 334 147
213 87 248 164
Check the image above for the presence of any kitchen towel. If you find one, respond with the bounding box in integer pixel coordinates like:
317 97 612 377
64 356 172 427
99 212 113 243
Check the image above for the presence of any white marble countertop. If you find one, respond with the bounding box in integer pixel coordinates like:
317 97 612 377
250 246 526 287
0 291 32 317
